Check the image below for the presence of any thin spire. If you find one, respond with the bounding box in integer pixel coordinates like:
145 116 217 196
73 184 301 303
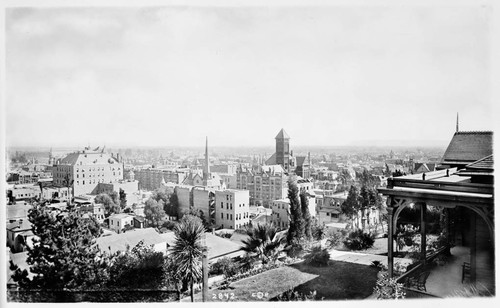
456 112 459 133
203 136 210 181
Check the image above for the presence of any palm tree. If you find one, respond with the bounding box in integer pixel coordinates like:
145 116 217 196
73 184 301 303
241 223 284 264
171 215 205 302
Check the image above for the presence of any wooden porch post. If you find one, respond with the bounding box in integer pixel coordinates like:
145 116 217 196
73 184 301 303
445 208 451 255
420 202 427 265
387 206 394 278
470 213 477 283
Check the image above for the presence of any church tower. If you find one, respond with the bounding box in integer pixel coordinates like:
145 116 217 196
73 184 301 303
275 128 291 173
203 136 210 182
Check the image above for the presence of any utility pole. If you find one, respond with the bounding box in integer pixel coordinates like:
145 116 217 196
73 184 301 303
202 232 208 302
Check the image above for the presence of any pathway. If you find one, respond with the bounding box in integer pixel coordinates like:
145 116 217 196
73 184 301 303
328 248 413 268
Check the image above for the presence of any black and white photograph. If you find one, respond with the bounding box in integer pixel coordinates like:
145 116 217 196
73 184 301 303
1 0 498 304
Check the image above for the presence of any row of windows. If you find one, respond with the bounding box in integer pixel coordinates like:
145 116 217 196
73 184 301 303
76 172 121 178
77 167 121 172
75 179 112 185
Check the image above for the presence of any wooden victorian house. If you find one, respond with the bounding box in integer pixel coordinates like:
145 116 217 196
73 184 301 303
378 130 494 296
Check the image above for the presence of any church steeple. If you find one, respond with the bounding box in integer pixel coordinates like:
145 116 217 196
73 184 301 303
456 112 460 133
203 136 210 181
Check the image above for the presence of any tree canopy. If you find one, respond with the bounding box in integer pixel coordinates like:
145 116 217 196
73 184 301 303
286 178 304 246
144 198 166 228
10 205 110 290
95 193 120 217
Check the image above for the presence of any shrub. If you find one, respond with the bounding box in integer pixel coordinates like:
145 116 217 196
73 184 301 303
303 246 330 267
343 229 375 250
287 242 306 258
209 257 239 278
274 289 320 301
217 262 282 290
326 231 344 248
374 273 406 299
161 220 177 231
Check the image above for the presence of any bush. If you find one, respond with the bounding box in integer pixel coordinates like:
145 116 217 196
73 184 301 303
326 231 344 248
303 246 330 267
374 273 406 299
209 257 239 278
287 242 306 258
343 229 375 250
274 289 320 301
161 220 177 231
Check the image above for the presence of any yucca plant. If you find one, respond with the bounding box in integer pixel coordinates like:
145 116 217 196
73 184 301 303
241 223 284 264
171 215 205 302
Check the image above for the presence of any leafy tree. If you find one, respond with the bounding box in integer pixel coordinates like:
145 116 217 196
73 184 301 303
187 208 212 230
171 215 205 302
341 185 361 229
95 193 120 217
299 191 312 239
241 223 284 264
286 179 303 245
209 257 239 278
119 188 127 209
337 169 353 192
152 190 169 204
9 204 111 290
106 241 166 290
359 185 371 230
109 191 119 205
144 198 166 228
166 193 180 217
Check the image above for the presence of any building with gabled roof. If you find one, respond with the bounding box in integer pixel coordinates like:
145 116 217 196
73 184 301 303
439 131 493 169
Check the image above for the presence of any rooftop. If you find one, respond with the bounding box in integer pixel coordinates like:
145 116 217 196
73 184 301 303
275 128 290 140
95 228 166 254
441 131 493 165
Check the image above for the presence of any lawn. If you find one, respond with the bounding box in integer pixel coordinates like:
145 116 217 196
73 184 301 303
197 260 378 302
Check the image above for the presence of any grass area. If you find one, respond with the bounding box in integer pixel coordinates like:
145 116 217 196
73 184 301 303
290 261 379 300
196 260 378 302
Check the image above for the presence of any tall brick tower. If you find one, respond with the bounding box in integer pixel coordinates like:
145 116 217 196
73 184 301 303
275 128 291 173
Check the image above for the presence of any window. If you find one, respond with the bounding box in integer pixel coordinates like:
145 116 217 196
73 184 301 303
221 213 223 219
230 204 232 210
83 180 85 185
226 203 229 210
221 202 223 208
227 214 229 220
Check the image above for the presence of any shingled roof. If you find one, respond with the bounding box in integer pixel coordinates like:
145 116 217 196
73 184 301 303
466 154 493 171
275 128 290 139
441 131 493 165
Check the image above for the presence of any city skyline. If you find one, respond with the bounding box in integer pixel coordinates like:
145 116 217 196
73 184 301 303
4 2 496 148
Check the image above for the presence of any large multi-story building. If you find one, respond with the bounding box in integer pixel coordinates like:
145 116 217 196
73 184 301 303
214 189 250 230
134 168 188 191
52 147 124 197
236 164 288 207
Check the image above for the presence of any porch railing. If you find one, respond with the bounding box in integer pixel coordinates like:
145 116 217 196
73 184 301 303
395 246 448 298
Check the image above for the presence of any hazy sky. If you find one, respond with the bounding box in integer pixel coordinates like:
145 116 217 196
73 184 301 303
4 3 495 147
